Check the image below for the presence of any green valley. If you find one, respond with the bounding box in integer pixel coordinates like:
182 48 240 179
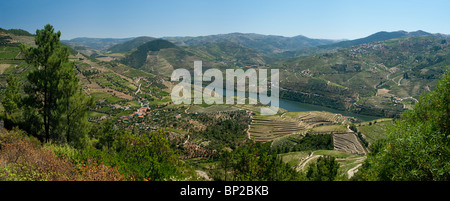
0 24 448 182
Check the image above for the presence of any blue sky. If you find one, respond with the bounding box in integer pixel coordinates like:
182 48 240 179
1 0 449 40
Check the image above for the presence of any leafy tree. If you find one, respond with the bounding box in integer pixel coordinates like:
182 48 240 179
116 130 181 181
357 68 450 181
221 142 303 181
306 156 340 181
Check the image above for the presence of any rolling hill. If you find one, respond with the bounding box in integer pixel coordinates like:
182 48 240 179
120 39 272 75
57 30 450 118
106 36 157 53
62 37 135 50
0 28 166 114
275 35 450 117
164 32 338 54
120 39 178 72
0 29 37 87
320 30 434 49
62 37 136 56
275 30 448 59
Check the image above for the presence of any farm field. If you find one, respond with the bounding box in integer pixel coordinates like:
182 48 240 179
356 119 393 146
249 111 347 142
249 115 306 142
249 110 368 157
333 132 367 155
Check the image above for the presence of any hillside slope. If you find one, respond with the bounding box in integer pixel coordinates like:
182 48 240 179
120 39 272 75
274 36 450 117
107 36 157 53
165 33 337 54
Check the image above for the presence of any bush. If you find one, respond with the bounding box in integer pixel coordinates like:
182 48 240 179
0 130 74 181
74 158 124 181
357 68 450 181
219 142 304 181
306 156 339 181
0 129 125 181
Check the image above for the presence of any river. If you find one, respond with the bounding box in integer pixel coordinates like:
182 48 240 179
199 85 380 122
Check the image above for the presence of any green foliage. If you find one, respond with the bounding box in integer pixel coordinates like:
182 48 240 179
294 134 334 152
0 129 74 181
4 29 34 36
275 133 334 153
81 69 99 76
198 119 248 149
1 74 21 116
184 42 268 67
218 142 304 181
357 68 450 181
121 39 177 68
116 131 182 180
325 31 427 49
277 36 449 117
21 24 70 141
166 33 335 54
280 87 349 111
78 126 184 181
17 24 93 147
107 36 156 53
306 156 340 181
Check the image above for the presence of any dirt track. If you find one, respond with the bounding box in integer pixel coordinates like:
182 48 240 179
296 152 320 171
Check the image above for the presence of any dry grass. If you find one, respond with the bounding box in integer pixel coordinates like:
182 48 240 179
0 64 11 74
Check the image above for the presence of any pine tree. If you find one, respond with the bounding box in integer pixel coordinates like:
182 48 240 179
1 74 21 116
20 24 92 144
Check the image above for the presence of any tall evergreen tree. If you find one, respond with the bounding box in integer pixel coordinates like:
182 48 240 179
1 74 21 117
56 63 94 147
20 24 92 144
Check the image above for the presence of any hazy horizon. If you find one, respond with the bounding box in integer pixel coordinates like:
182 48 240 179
1 0 450 40
56 30 449 42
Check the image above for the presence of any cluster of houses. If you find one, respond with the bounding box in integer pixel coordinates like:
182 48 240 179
392 96 403 103
119 106 151 123
300 69 313 77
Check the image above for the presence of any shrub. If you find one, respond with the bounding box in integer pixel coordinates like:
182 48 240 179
306 156 339 181
74 159 124 181
0 130 74 181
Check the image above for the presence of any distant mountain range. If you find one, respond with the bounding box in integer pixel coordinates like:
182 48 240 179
277 30 450 59
320 30 435 49
62 30 450 57
62 37 135 51
163 33 338 54
63 33 339 54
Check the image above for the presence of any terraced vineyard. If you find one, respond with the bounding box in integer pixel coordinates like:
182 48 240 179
249 111 347 142
249 111 369 157
333 132 367 155
249 117 305 142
